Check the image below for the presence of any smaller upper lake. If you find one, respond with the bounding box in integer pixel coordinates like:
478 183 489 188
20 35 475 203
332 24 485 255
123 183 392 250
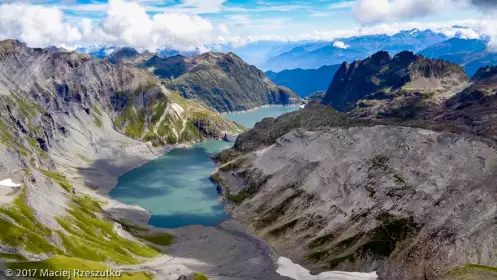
110 105 300 228
223 106 299 128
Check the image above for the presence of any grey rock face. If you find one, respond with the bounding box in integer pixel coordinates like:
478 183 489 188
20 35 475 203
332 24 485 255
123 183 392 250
213 125 497 280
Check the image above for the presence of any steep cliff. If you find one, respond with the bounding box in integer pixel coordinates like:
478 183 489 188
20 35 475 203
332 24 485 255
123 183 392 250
148 52 299 112
321 51 468 119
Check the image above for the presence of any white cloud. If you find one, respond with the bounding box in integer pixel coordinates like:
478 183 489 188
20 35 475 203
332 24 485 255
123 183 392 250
295 20 484 41
333 41 350 49
0 0 219 51
353 0 461 24
218 23 231 35
352 0 497 50
1 0 496 53
215 19 493 48
0 4 83 47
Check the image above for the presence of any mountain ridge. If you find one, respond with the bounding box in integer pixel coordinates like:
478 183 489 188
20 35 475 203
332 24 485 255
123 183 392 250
154 51 300 112
102 47 300 113
418 38 497 77
321 50 468 118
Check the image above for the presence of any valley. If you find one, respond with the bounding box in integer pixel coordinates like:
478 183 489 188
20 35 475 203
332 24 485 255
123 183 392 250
0 40 299 280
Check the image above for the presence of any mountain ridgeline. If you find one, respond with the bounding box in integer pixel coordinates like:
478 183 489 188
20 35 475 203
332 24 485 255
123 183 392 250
418 38 497 77
108 49 299 113
321 51 468 118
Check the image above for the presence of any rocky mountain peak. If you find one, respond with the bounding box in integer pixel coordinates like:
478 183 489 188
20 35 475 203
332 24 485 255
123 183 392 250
321 50 468 116
45 46 70 53
150 51 298 112
392 50 416 63
0 39 25 57
370 50 392 65
108 47 154 65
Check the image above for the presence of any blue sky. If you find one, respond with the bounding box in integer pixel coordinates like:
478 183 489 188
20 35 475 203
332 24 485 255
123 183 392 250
0 0 493 50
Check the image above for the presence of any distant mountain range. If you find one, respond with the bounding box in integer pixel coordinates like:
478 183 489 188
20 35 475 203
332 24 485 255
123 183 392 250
259 29 449 71
218 41 307 67
76 45 201 59
75 29 497 80
265 37 497 100
418 38 497 77
266 65 341 97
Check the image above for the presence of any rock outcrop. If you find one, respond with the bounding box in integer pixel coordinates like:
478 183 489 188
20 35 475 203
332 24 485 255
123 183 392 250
321 51 468 118
424 65 497 141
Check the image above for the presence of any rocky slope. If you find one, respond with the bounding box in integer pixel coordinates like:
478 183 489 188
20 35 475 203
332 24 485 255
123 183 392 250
321 51 468 118
306 91 327 102
213 124 497 280
146 52 299 112
0 40 244 147
423 65 497 141
211 67 497 280
0 40 293 280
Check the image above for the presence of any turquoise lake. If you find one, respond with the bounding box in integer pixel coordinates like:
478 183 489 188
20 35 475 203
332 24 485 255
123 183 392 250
110 106 299 228
223 105 299 128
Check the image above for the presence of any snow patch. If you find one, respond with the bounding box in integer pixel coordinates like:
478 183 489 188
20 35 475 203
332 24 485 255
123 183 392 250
0 178 21 187
171 103 185 116
333 41 351 49
276 257 377 280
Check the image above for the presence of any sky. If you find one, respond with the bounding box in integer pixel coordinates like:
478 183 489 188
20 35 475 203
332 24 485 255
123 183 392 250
0 0 496 51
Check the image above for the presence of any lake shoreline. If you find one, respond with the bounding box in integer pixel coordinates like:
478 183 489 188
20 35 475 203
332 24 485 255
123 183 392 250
103 105 301 229
86 106 306 279
220 104 301 116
